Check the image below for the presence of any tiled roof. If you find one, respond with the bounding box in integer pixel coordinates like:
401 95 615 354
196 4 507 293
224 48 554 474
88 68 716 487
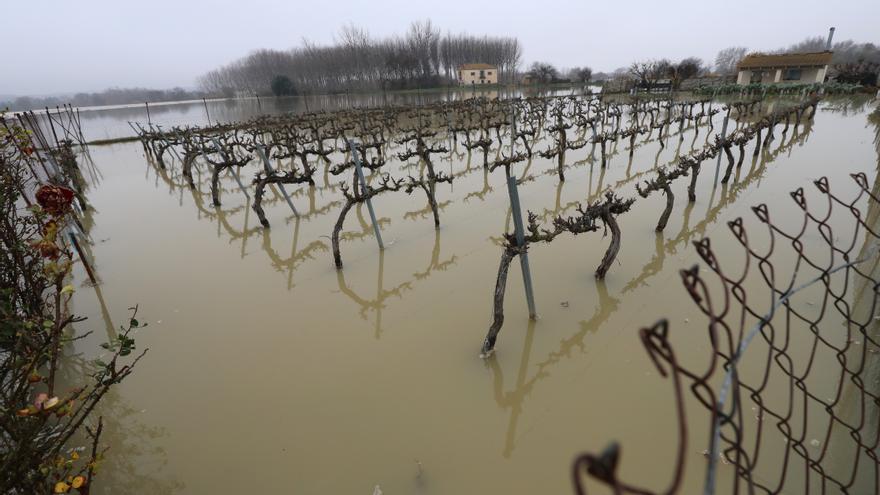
738 51 833 69
459 63 496 70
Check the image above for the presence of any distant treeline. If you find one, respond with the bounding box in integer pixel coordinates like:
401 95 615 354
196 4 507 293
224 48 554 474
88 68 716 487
1 87 208 112
776 37 880 64
198 20 522 96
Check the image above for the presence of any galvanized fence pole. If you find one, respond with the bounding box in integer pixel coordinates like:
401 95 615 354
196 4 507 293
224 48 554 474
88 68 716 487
347 139 384 250
506 175 537 319
203 98 211 125
66 228 97 284
509 103 517 176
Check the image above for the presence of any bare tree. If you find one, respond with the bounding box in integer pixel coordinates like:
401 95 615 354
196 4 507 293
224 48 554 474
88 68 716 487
628 59 670 87
528 62 559 83
667 57 703 87
676 57 703 79
777 36 880 64
569 66 593 83
198 21 522 95
775 36 826 54
714 46 748 75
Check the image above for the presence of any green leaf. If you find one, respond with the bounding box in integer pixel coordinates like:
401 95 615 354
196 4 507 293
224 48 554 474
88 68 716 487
130 318 139 328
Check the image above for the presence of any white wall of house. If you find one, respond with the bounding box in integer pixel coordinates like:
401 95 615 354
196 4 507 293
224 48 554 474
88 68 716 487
736 66 829 85
458 68 498 85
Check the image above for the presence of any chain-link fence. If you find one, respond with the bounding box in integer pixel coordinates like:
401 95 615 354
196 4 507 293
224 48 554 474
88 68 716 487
574 172 880 494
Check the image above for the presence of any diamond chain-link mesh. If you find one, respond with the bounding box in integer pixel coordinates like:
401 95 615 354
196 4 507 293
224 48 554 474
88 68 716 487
573 172 880 494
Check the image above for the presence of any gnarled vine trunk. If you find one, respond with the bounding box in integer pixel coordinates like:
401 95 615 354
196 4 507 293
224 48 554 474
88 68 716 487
721 145 735 183
656 185 674 232
595 212 621 280
210 164 228 207
331 200 356 268
480 248 516 357
687 164 699 202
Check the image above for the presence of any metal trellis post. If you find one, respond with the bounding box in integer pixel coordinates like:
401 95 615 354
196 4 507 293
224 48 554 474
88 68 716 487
348 139 384 250
506 175 537 319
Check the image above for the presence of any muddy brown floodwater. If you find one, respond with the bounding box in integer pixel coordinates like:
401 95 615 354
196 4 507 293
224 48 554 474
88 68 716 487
64 95 879 494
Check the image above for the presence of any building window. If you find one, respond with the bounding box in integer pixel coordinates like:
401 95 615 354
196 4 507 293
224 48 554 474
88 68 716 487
750 71 763 83
783 69 802 81
471 71 475 76
487 71 492 76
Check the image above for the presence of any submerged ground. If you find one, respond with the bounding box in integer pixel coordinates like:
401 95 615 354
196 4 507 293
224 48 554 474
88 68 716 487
64 93 879 494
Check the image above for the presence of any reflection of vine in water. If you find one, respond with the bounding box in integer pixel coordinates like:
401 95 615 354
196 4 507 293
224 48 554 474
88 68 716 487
404 199 452 222
530 109 814 228
622 232 667 294
259 220 328 291
146 144 340 220
333 230 457 339
175 156 320 282
463 167 494 203
339 203 392 245
189 186 261 257
527 115 728 225
150 154 341 288
488 281 619 458
484 113 816 458
537 115 717 185
145 153 216 203
818 94 875 117
661 117 815 255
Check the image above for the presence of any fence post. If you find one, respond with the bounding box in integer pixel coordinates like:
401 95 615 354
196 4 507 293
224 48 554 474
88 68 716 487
509 102 517 175
256 145 299 217
506 175 537 319
713 114 729 184
347 139 384 250
67 229 97 284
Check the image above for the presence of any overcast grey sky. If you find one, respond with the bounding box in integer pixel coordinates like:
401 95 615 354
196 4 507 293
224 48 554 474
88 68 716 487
4 0 878 96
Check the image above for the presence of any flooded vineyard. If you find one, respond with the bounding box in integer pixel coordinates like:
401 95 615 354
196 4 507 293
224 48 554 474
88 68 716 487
61 92 880 494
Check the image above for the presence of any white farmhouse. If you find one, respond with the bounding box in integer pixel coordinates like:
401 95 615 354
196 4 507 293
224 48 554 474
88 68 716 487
736 51 833 85
458 64 498 85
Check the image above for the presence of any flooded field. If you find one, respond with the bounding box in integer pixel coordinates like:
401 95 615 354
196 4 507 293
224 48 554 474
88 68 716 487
64 94 879 494
70 87 585 142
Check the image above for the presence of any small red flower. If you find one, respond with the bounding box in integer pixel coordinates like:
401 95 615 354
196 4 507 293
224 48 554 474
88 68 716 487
35 185 75 216
31 240 61 259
